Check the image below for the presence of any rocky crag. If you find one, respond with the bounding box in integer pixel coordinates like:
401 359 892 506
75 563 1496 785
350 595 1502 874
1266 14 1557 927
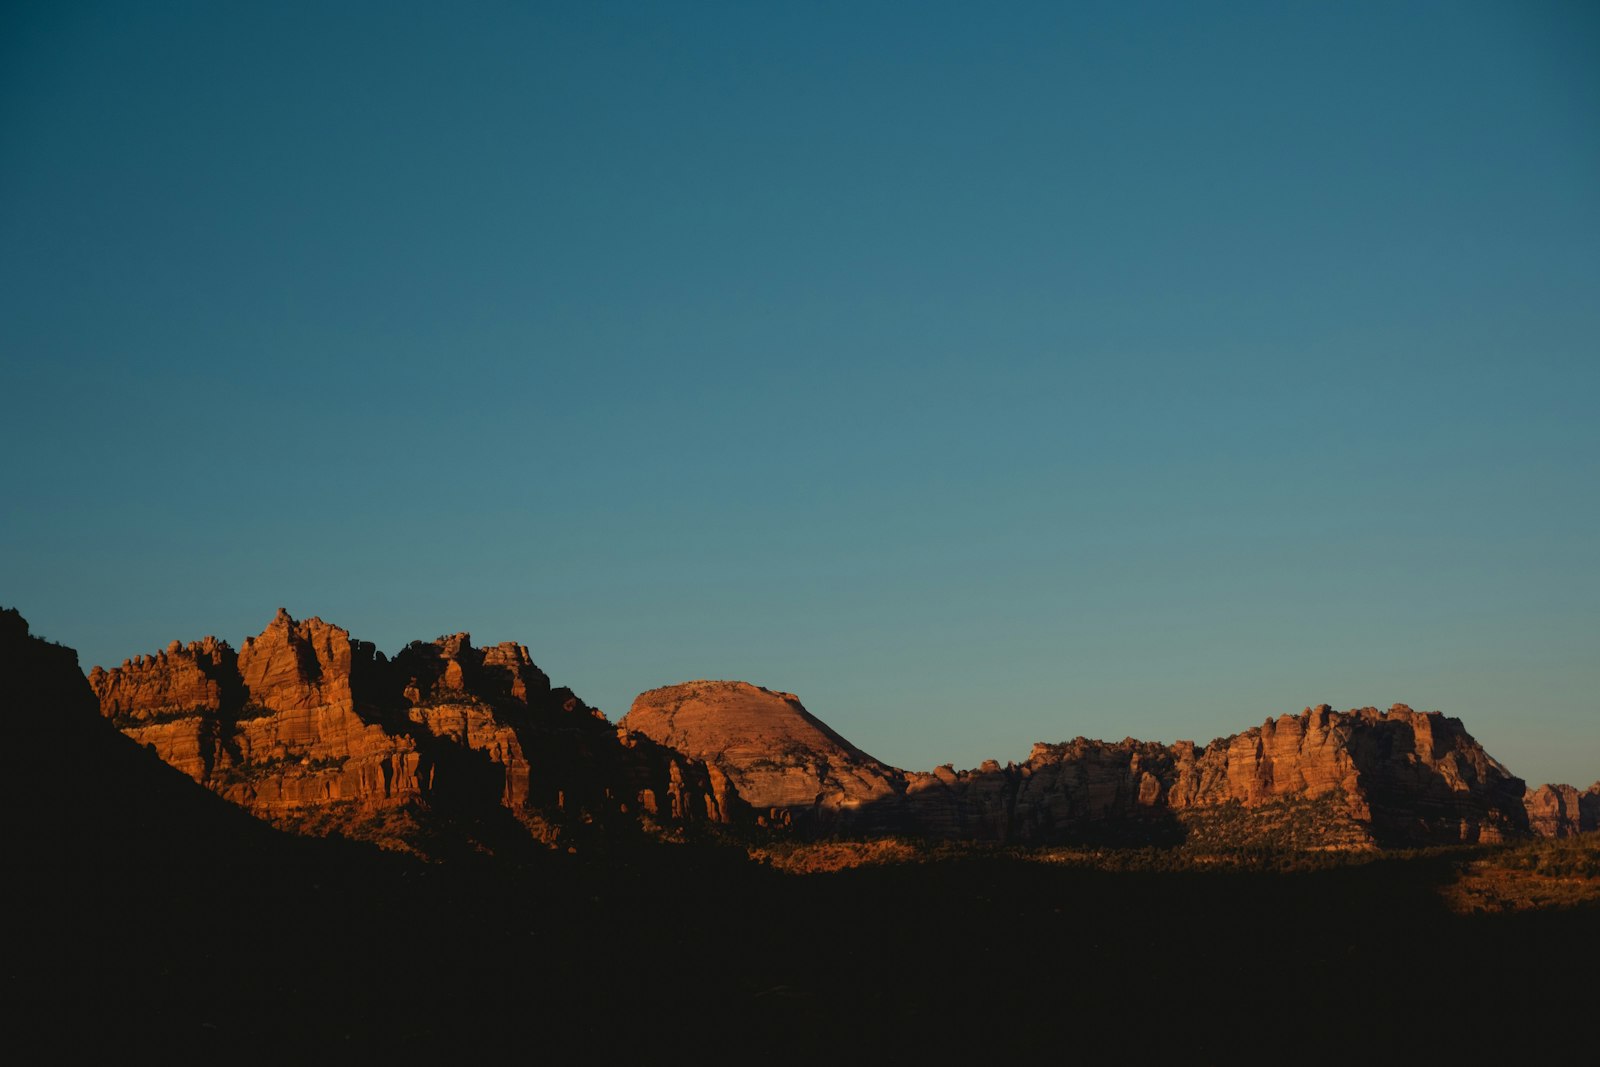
87 609 738 851
60 609 1598 854
11 607 1596 1061
624 681 1575 849
1524 782 1600 838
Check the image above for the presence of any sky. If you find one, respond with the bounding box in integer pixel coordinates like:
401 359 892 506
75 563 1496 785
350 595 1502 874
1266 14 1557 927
3 1 1597 786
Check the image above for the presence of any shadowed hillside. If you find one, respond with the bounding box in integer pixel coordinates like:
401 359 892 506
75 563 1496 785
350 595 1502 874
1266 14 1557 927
7 607 1598 1058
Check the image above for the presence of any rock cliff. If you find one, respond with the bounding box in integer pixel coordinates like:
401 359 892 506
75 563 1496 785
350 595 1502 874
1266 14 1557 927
620 681 899 829
1524 782 1600 837
86 610 733 851
622 687 1542 849
56 609 1598 853
909 704 1531 848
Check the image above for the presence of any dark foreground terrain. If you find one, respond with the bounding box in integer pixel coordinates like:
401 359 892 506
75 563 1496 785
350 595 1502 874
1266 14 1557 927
12 727 1596 1060
8 615 1596 1061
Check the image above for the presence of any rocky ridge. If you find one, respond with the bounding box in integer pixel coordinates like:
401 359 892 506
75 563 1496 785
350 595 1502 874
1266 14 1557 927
68 611 1599 854
1523 782 1600 838
11 606 1596 1062
87 609 736 851
623 682 1555 849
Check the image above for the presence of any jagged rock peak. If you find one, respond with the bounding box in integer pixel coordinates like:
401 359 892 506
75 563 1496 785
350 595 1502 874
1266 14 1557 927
621 688 1547 847
88 633 238 722
72 608 735 852
393 630 550 707
236 609 377 715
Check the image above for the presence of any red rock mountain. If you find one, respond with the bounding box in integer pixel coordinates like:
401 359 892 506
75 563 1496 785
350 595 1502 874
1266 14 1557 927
623 683 1558 849
87 609 737 851
1524 782 1600 837
621 681 901 828
66 609 1595 852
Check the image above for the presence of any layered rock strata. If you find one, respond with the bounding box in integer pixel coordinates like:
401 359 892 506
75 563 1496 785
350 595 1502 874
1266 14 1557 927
899 705 1530 848
87 610 733 849
1523 782 1600 837
71 613 1594 853
623 686 1542 849
621 681 900 830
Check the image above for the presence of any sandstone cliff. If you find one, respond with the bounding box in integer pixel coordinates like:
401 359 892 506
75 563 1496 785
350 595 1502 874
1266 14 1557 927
622 686 1542 849
87 610 733 852
65 611 1596 853
1524 782 1600 837
621 680 899 829
906 704 1530 848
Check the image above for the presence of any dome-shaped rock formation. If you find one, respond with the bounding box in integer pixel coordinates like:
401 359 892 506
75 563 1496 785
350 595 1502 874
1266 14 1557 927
620 680 903 829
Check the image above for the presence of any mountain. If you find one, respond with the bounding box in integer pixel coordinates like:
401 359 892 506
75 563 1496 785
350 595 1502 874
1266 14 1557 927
622 680 902 828
1525 781 1600 837
84 608 737 854
624 683 1588 849
62 609 1599 854
10 605 1595 1060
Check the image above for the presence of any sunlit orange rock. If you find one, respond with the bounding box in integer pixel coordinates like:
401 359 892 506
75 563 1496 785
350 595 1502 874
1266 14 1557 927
622 690 1539 848
620 680 900 830
1524 781 1600 837
86 610 732 852
70 608 1582 854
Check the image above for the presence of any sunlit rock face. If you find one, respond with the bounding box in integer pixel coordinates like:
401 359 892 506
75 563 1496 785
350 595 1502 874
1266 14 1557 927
1524 782 1600 837
881 705 1527 849
622 690 1540 849
1166 704 1531 847
86 610 731 852
67 608 1582 854
620 681 902 830
91 610 423 808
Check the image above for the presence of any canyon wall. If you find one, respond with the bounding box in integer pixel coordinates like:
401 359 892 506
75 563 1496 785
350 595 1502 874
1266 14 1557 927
86 609 734 850
623 684 1542 849
1524 782 1600 837
55 609 1596 853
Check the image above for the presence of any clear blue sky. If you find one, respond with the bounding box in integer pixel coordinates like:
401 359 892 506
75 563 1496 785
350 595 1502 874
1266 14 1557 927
4 1 1596 786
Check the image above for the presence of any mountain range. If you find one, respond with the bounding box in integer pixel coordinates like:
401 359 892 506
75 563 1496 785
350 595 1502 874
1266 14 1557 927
8 603 1597 1059
37 606 1596 856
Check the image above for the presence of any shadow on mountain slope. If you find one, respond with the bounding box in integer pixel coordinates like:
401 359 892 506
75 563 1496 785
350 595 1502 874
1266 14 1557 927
6 609 1597 1060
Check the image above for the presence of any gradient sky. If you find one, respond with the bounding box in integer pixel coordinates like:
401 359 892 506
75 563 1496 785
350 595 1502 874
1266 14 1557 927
3 1 1597 786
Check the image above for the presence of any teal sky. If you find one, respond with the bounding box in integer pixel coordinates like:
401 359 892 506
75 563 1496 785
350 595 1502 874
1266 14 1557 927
3 1 1597 786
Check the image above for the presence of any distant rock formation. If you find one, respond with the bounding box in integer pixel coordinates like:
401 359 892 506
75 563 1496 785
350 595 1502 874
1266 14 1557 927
621 681 900 829
35 606 1594 854
623 685 1540 849
86 610 734 851
1523 782 1600 837
914 704 1532 848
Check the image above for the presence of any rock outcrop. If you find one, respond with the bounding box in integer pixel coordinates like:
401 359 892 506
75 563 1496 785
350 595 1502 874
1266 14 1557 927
60 609 1596 854
902 705 1531 848
1524 782 1600 837
622 690 1542 849
86 610 734 852
91 609 424 809
620 681 901 830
